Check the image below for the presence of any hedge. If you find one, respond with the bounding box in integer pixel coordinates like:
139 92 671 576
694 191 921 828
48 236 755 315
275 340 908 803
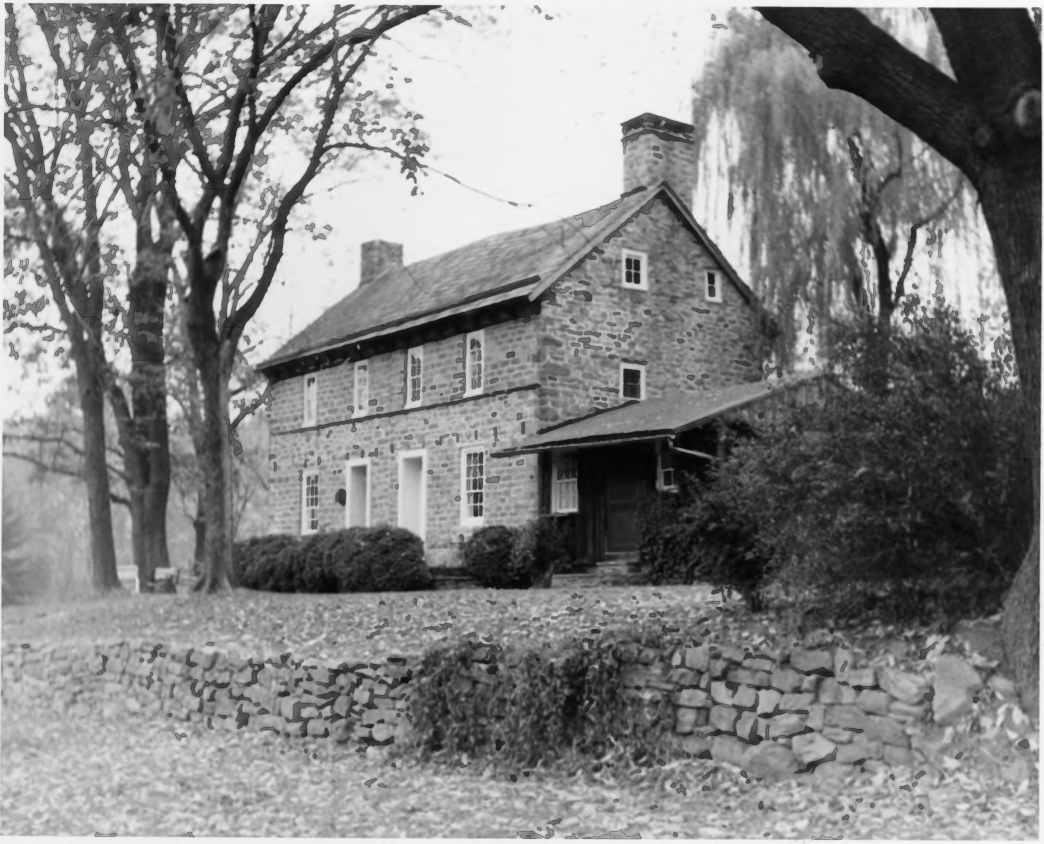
233 526 433 593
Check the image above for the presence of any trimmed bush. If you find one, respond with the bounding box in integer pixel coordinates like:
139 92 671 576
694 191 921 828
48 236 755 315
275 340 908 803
338 525 433 592
234 534 300 592
462 525 528 589
233 527 432 593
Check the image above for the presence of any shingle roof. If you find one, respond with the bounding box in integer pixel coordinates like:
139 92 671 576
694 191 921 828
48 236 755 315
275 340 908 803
259 183 756 370
492 370 823 455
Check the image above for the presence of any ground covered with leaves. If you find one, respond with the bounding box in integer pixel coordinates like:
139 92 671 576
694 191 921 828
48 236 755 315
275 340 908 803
2 586 1039 838
2 704 1037 838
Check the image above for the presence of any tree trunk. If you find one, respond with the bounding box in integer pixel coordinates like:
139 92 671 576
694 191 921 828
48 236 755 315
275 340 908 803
73 333 121 591
983 167 1041 718
192 336 235 593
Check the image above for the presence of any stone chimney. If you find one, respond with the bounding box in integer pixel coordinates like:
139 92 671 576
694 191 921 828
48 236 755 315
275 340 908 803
359 240 403 287
621 113 697 208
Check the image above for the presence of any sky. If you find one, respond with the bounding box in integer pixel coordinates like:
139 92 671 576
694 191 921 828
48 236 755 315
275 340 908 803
2 2 1009 420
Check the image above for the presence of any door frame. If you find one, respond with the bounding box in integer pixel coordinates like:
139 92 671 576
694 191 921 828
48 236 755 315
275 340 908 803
397 448 428 542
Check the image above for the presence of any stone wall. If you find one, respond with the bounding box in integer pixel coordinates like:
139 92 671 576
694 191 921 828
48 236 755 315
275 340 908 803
537 195 763 426
1 632 1007 779
1 640 413 751
447 637 998 778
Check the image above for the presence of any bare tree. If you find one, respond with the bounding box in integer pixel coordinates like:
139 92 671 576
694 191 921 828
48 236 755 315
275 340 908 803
99 5 439 591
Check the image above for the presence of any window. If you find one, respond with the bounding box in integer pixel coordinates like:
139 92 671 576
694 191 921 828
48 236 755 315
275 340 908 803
345 460 370 528
303 375 317 427
620 363 646 400
622 249 648 290
657 450 677 491
551 453 579 513
705 270 722 303
301 473 319 535
461 448 486 525
405 346 423 409
353 361 369 417
464 330 484 396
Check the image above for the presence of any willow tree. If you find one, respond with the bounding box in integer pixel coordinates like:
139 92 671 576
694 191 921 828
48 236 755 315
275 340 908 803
692 8 967 366
757 8 1040 715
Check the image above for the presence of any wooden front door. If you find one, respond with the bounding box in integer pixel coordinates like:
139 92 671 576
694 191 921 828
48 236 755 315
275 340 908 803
606 457 642 553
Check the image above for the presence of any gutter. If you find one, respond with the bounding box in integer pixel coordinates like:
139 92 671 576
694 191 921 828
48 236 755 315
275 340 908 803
666 434 716 461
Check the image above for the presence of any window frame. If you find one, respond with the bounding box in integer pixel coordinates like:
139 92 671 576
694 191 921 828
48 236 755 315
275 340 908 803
705 269 723 303
405 345 424 409
344 457 372 528
620 362 647 401
621 248 649 291
460 446 487 527
551 452 579 514
657 449 678 493
463 330 485 398
353 360 370 418
301 472 320 535
303 374 318 427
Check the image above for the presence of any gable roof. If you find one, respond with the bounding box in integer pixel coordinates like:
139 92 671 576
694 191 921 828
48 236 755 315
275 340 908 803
259 183 757 371
491 370 824 455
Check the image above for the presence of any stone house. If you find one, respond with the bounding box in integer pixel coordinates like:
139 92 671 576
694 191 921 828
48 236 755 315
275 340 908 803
259 113 812 568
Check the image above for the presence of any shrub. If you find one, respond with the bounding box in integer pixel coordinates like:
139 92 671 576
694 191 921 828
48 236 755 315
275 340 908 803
462 525 528 589
511 515 578 585
408 628 671 770
675 307 1032 627
233 534 300 592
233 527 432 593
639 472 771 610
339 525 433 592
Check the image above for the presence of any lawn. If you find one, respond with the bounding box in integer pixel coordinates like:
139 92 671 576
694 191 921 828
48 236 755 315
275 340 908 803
2 584 1039 838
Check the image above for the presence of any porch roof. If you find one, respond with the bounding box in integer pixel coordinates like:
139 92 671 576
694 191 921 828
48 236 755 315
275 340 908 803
492 370 822 455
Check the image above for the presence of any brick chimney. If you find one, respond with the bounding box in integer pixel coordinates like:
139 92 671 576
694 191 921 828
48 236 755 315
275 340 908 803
621 113 697 208
359 240 403 287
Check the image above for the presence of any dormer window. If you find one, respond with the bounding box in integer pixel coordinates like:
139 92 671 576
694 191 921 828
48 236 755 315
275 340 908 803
621 249 648 290
464 330 484 397
705 270 722 303
354 361 369 418
405 346 423 409
620 363 646 400
303 374 318 427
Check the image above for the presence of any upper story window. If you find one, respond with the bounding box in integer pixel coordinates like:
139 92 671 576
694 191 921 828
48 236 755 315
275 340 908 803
303 374 318 427
461 447 486 525
301 473 319 535
353 361 369 418
551 453 579 513
464 330 484 397
705 270 722 303
405 346 424 409
621 249 649 290
620 362 646 401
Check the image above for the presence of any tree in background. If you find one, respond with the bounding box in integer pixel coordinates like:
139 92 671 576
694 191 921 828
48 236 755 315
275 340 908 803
104 4 438 592
5 6 183 590
757 7 1040 712
692 9 968 367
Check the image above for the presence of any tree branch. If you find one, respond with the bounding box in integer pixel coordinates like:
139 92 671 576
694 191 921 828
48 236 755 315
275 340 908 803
4 450 130 506
756 8 982 176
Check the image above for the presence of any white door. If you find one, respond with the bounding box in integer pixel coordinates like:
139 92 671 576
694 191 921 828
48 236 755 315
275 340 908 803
398 451 426 541
346 462 370 528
